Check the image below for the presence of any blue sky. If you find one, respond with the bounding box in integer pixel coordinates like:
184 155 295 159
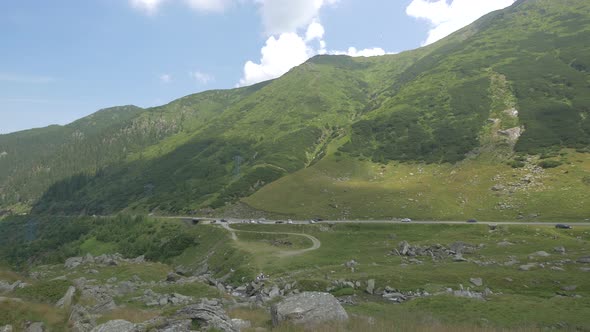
0 0 515 134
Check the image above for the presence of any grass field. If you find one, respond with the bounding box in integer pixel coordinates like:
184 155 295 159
243 149 590 222
1 221 589 330
228 223 590 330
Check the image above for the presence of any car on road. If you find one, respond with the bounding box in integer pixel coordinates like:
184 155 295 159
275 221 284 224
309 220 317 224
287 219 293 224
555 224 573 229
467 219 478 223
220 219 227 223
250 220 257 224
401 218 412 223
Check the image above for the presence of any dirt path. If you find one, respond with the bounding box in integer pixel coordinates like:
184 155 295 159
221 223 321 257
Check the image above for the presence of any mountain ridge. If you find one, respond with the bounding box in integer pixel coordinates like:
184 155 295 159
1 0 589 220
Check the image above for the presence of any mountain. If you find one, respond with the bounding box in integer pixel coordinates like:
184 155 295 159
1 0 589 220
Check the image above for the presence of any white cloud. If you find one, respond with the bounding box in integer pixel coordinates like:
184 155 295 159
130 0 231 14
130 0 167 14
184 0 233 12
256 0 339 35
190 71 214 84
305 21 325 42
406 0 516 45
239 33 311 86
159 74 172 83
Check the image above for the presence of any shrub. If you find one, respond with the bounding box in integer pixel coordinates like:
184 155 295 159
508 160 526 168
538 160 563 169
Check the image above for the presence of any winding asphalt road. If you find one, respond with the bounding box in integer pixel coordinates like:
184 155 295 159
172 216 590 227
220 222 321 257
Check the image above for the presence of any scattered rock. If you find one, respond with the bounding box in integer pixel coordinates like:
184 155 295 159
232 318 251 331
174 299 237 332
271 292 348 327
529 251 550 259
491 185 505 192
553 246 566 254
394 241 477 260
0 325 13 332
453 253 467 262
497 241 514 247
366 279 375 295
344 260 358 268
69 304 96 332
25 322 45 332
90 320 135 332
561 285 577 291
65 257 84 269
577 256 590 264
166 272 182 282
498 127 522 142
470 278 483 287
56 286 76 309
519 263 537 271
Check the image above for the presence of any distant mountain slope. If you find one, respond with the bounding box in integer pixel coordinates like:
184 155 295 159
1 0 589 219
0 86 261 210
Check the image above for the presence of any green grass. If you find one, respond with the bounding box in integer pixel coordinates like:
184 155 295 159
225 223 590 329
79 237 118 256
244 149 590 222
2 0 588 217
13 279 72 304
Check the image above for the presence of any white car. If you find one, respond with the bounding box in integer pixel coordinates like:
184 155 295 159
401 218 412 223
287 219 293 224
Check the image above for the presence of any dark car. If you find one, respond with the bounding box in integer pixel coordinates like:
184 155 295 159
275 221 284 224
220 219 228 223
555 224 573 229
467 219 478 223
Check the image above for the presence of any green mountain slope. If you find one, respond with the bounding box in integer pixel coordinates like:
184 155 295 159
2 0 590 219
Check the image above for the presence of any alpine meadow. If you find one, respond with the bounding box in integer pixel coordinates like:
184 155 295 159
1 0 590 331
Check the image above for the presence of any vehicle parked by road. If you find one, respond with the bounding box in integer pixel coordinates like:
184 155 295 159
467 219 478 223
401 218 412 223
555 224 573 229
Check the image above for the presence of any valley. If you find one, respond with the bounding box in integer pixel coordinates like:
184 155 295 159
1 218 590 331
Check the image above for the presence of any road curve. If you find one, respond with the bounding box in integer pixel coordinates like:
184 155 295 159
221 223 321 257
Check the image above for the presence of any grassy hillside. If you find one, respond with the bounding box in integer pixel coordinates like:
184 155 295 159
1 0 590 218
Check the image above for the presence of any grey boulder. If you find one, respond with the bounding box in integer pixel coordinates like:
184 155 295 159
271 292 349 327
173 299 237 332
90 320 136 332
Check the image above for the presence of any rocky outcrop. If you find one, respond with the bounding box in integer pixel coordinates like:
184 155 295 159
69 305 97 332
393 241 477 260
90 320 135 332
470 278 483 287
366 279 375 295
25 322 45 332
56 286 76 309
133 289 193 307
0 280 29 293
271 292 348 327
0 325 13 332
64 254 146 270
173 299 237 332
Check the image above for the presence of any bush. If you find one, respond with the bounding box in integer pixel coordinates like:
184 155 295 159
508 160 526 168
538 160 563 169
13 279 71 303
